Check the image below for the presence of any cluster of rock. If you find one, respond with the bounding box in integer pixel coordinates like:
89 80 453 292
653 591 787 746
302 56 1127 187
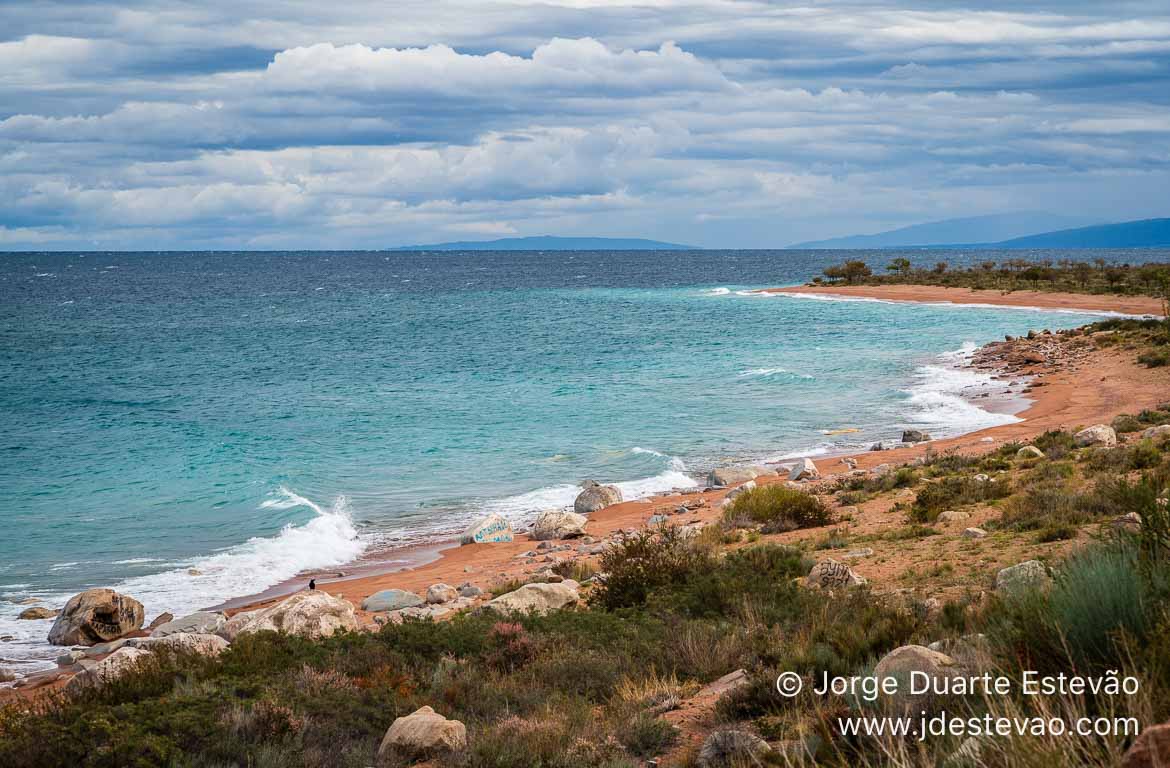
972 327 1095 382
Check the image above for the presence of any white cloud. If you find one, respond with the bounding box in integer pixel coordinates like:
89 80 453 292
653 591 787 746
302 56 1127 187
262 38 732 96
0 2 1169 248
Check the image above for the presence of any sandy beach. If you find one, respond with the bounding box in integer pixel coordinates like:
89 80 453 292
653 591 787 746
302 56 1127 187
765 283 1166 316
227 285 1170 621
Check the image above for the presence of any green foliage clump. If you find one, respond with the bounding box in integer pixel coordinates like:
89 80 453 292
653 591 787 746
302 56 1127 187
590 526 714 610
1031 429 1077 460
989 541 1158 674
724 485 832 532
910 475 1011 523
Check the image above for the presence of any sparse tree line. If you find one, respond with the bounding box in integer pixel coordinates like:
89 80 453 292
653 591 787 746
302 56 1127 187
816 257 1170 299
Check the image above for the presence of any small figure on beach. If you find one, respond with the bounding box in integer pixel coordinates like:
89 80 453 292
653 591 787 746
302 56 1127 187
308 579 316 591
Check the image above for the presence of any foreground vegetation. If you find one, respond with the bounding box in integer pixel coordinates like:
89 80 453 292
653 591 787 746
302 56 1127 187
3 414 1170 768
816 257 1170 302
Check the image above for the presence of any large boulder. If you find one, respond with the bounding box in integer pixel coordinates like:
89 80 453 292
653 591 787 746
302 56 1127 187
1075 424 1117 448
48 589 145 646
874 645 961 714
150 611 226 638
378 705 467 760
902 429 932 443
995 560 1051 595
530 509 588 540
65 647 151 693
1121 721 1170 768
224 591 358 640
459 514 513 545
361 589 424 612
128 633 229 657
484 582 579 615
697 728 772 768
573 481 623 514
788 458 820 481
806 559 866 589
707 467 757 487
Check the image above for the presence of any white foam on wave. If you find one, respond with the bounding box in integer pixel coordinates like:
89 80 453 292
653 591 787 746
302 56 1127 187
902 343 1021 437
736 367 814 380
0 488 366 677
481 450 696 526
119 489 366 616
701 286 732 296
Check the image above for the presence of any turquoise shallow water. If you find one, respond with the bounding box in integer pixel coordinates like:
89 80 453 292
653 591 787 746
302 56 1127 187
0 249 1159 671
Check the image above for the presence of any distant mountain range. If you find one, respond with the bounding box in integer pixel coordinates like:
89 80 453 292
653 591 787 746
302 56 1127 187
992 218 1170 249
393 235 697 251
790 212 1097 249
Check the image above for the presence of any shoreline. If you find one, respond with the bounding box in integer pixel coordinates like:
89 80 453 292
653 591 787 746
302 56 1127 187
225 285 1169 619
764 284 1166 316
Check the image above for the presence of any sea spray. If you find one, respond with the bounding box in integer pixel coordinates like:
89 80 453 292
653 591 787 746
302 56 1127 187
902 342 1022 438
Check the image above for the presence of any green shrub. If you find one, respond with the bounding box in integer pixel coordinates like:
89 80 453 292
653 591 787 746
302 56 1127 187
1037 523 1078 542
910 476 1011 523
1032 430 1077 460
1084 439 1164 473
648 544 810 622
835 489 868 507
724 485 832 532
1139 348 1170 367
617 712 677 758
988 541 1154 674
552 559 598 582
1112 414 1145 433
1137 406 1170 426
590 526 713 610
998 466 1087 531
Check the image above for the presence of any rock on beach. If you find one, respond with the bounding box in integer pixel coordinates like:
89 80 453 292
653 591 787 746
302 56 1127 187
48 588 145 647
573 481 623 514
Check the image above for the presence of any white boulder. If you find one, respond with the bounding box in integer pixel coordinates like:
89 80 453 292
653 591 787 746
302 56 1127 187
223 591 358 640
531 509 588 540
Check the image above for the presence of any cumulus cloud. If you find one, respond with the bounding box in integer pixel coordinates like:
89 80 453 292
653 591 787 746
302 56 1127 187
263 38 732 96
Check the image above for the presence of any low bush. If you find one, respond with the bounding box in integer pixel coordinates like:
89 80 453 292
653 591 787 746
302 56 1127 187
989 541 1154 674
1031 429 1077 460
1112 414 1145 433
1084 439 1165 473
723 485 832 532
617 712 678 758
590 526 713 610
910 475 1011 523
1139 348 1170 368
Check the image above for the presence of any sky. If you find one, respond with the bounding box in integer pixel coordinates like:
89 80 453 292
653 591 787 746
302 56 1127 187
2 1 1169 250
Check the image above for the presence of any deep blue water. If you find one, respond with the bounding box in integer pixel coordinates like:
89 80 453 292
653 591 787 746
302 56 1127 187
1 248 1164 671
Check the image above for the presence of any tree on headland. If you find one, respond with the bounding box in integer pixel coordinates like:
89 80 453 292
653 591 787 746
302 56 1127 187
886 257 911 275
824 260 872 284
